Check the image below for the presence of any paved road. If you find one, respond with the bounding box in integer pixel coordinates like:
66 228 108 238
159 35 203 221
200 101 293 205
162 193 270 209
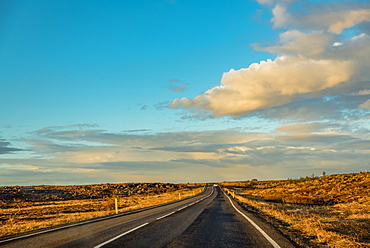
0 186 295 248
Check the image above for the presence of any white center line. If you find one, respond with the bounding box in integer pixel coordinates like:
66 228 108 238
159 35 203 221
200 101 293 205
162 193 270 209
94 222 149 248
156 211 176 220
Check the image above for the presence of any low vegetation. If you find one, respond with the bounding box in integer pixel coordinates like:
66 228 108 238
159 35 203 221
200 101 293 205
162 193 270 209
0 182 203 239
221 172 370 248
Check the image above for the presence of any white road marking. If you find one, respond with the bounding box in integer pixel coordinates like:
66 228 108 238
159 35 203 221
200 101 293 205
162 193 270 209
94 222 149 248
0 217 104 244
1 187 215 245
223 191 281 248
156 211 176 220
0 205 151 244
178 205 188 211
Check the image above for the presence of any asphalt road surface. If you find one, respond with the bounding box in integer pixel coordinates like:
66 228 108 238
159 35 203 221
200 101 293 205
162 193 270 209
0 186 295 248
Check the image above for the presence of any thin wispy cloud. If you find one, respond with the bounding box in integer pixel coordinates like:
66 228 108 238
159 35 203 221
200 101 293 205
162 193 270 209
360 100 370 109
0 138 25 154
166 79 189 92
2 120 369 185
140 104 149 110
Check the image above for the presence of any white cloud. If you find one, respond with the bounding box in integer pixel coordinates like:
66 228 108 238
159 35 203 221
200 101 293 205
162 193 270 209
259 30 334 57
271 4 290 28
170 1 370 119
356 89 370 95
268 2 370 34
359 99 370 109
166 83 188 92
2 122 370 185
328 9 370 34
276 123 330 133
351 33 366 41
256 0 295 7
256 0 275 5
171 56 354 118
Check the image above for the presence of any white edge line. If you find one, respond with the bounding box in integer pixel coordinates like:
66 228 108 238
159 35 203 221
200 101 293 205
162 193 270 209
156 211 176 220
223 190 281 248
0 220 92 243
159 186 214 220
2 187 210 243
94 222 149 248
178 206 188 211
0 208 142 243
1 187 214 244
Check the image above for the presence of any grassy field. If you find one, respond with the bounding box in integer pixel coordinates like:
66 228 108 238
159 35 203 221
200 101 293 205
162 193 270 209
221 172 370 248
0 183 204 238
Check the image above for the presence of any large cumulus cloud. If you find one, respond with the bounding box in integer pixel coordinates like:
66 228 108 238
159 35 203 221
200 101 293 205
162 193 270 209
171 57 354 117
170 0 370 118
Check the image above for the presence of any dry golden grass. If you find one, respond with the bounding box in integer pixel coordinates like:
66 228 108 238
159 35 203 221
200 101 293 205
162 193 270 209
0 186 203 238
222 172 370 247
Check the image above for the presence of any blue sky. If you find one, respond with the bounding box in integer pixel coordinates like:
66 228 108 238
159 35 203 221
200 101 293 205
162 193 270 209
1 0 370 185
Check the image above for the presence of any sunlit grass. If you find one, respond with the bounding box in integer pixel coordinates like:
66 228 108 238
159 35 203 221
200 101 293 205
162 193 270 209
222 172 370 247
0 187 203 238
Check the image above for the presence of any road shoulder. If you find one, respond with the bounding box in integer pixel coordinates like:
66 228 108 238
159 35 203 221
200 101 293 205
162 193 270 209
225 190 320 248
